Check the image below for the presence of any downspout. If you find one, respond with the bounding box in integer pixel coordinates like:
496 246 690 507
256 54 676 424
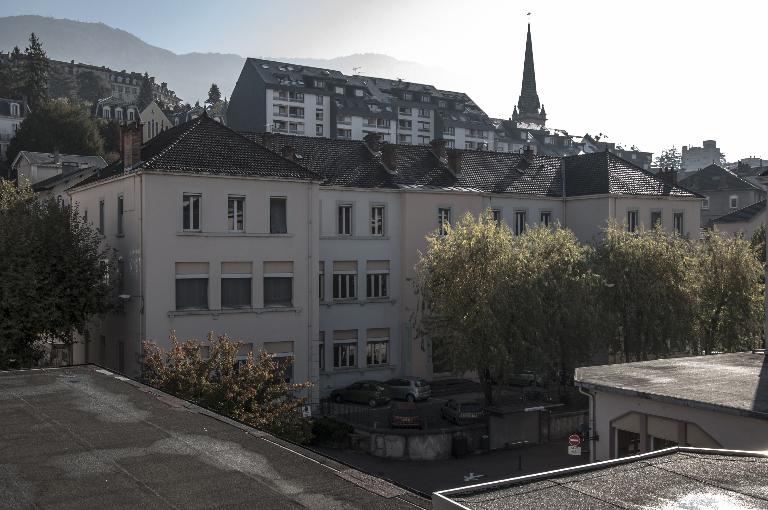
578 386 596 462
139 172 145 376
561 159 567 227
307 181 315 402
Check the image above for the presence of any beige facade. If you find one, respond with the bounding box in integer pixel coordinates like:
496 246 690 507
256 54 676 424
69 171 321 399
140 101 174 141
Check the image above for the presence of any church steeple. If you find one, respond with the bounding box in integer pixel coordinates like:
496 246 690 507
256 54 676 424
513 24 546 126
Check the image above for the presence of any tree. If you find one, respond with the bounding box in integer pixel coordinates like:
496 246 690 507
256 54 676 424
591 223 694 362
137 72 153 110
6 101 104 165
77 71 110 106
206 83 221 105
0 46 24 99
23 33 49 109
654 146 682 171
0 181 116 368
751 224 765 263
690 231 763 354
98 120 122 162
142 333 312 443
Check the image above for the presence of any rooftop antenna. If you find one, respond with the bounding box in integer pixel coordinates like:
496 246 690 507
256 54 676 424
352 66 362 75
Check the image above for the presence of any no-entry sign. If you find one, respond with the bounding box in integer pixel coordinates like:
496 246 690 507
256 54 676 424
568 434 581 447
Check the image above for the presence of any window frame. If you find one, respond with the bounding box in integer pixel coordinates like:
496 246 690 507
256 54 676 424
437 207 451 236
269 196 287 234
182 193 202 231
514 210 527 236
627 210 639 233
332 271 357 300
221 273 252 309
729 195 739 210
227 195 245 232
263 273 294 308
337 203 353 236
491 208 502 225
650 210 662 228
366 271 389 299
370 204 385 236
333 341 357 368
701 197 710 210
116 194 124 237
98 199 105 235
175 273 209 311
673 211 684 236
540 210 552 227
366 337 389 366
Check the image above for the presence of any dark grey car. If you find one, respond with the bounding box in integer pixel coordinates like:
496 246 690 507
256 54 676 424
385 377 431 402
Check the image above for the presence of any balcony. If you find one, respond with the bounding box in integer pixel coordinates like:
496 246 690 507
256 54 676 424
418 128 430 133
289 113 305 119
273 94 305 103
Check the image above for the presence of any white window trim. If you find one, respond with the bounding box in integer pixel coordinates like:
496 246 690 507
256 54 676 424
182 193 202 231
514 210 527 235
370 204 386 236
438 207 452 236
337 203 353 236
702 197 710 210
222 273 252 279
228 195 245 232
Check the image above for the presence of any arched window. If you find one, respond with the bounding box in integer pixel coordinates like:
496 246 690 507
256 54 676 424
128 110 134 121
103 107 111 119
10 103 19 116
116 109 123 120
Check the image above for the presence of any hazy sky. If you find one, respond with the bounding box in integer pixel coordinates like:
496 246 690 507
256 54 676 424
4 0 767 160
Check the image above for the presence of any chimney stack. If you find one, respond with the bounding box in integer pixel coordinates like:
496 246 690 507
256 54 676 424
381 143 397 173
121 120 143 169
523 145 535 162
363 132 382 154
281 145 296 161
658 166 678 186
53 149 61 165
447 150 462 177
429 138 447 161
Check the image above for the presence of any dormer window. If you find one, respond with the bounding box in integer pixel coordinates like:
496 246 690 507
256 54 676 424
314 79 325 88
355 89 364 97
402 92 412 101
10 103 19 116
421 95 430 103
335 86 344 95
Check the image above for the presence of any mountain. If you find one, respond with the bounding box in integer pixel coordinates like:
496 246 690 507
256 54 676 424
0 16 455 104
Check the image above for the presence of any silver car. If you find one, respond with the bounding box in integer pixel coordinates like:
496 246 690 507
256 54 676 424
385 377 431 402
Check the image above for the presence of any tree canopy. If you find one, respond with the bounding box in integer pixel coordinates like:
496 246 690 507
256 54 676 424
653 146 683 171
206 83 221 105
23 33 49 109
142 333 312 443
0 181 116 368
6 101 104 166
137 72 153 110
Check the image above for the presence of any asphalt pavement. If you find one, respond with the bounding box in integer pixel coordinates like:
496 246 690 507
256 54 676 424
314 439 590 495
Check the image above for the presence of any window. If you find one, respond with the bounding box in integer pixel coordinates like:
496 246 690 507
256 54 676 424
228 196 244 232
418 108 430 118
316 124 324 136
335 86 344 95
270 197 287 234
465 141 476 150
443 126 455 136
673 212 684 236
370 205 385 236
418 121 430 132
354 89 364 97
264 261 293 307
333 330 357 368
338 128 352 139
116 109 123 120
10 103 19 116
183 193 201 231
175 262 209 310
514 210 527 235
398 134 412 144
221 262 252 308
402 92 412 101
333 261 357 299
399 119 412 130
319 331 325 371
421 95 430 103
398 107 412 116
366 260 389 298
116 195 124 236
627 210 639 233
315 90 324 101
491 209 502 225
729 195 738 209
128 110 134 121
702 197 709 210
315 108 324 121
366 328 389 366
98 199 105 235
438 207 451 236
650 210 662 228
319 261 325 301
337 204 352 236
540 211 552 227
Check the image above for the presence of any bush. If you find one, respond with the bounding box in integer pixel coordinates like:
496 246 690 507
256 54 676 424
311 417 353 446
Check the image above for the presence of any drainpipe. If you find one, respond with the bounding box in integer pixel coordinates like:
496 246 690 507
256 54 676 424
578 386 596 462
307 181 316 403
561 159 567 227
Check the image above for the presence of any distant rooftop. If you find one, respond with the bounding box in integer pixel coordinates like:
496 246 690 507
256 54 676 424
434 448 768 510
0 366 427 509
575 351 768 420
14 151 107 168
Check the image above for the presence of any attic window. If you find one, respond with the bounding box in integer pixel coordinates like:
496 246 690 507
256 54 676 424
355 89 364 97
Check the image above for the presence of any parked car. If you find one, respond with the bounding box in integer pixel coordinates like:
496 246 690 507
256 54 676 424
507 371 543 387
389 402 423 429
330 381 391 407
385 377 431 402
440 399 485 425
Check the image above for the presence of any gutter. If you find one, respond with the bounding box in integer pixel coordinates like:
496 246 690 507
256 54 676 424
578 386 596 463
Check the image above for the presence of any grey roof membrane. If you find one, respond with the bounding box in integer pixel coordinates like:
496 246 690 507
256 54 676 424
575 351 768 420
0 366 426 509
441 449 768 510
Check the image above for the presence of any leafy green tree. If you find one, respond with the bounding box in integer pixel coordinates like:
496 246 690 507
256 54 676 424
0 181 116 368
77 71 110 106
137 72 153 110
23 33 49 109
0 46 24 99
142 333 312 443
690 231 763 354
654 146 683 171
206 83 221 105
6 101 104 166
751 224 765 263
98 120 122 162
591 223 694 362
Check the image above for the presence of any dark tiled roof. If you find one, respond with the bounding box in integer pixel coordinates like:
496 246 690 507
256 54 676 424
72 114 318 189
712 199 766 224
679 163 762 192
16 151 106 168
439 448 768 510
31 165 100 191
564 151 698 197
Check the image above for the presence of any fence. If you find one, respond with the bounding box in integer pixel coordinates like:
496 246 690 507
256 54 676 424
541 410 589 442
317 398 457 431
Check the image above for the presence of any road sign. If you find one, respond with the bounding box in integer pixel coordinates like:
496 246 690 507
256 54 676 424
568 434 581 447
568 445 582 456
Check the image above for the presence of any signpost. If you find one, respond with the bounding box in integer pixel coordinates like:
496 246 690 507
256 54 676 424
568 434 582 456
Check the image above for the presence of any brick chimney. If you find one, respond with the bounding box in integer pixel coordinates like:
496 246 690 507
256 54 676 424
658 166 678 186
363 132 382 154
523 145 535 162
381 143 397 173
429 138 447 161
121 120 143 169
281 145 296 161
447 150 462 177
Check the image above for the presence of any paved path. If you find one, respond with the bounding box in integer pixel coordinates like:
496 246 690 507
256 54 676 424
315 440 589 495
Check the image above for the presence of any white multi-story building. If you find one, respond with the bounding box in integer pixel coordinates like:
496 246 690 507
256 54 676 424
0 97 26 160
682 140 723 174
66 114 701 395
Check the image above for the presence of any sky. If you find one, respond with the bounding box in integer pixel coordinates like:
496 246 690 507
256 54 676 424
3 0 767 160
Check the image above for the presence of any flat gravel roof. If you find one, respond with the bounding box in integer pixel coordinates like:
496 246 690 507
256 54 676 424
0 366 428 509
575 351 768 420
